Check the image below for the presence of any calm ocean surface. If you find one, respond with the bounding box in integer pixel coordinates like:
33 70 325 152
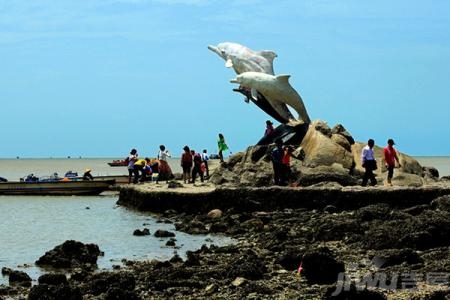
0 157 448 285
0 158 231 285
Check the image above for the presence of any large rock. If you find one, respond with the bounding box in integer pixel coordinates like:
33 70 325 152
35 240 102 269
8 270 32 287
301 247 345 284
300 120 354 169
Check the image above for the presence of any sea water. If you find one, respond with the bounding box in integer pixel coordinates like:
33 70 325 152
0 158 231 285
414 156 450 177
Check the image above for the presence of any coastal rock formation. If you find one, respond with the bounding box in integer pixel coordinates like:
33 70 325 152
7 270 32 287
5 186 450 299
35 240 102 269
133 228 150 236
210 120 437 187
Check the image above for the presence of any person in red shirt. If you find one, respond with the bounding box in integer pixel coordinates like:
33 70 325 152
181 146 193 184
383 139 401 186
281 145 295 185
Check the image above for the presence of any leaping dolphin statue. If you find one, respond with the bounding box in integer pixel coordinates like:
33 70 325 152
207 42 277 75
209 42 294 123
230 72 311 124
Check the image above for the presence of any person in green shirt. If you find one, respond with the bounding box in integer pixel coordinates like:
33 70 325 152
217 133 229 163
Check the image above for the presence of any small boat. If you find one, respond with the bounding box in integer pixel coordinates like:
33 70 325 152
107 159 128 167
0 179 116 196
93 175 129 185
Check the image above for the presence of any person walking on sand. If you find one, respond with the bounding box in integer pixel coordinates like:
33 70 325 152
361 139 377 186
383 138 401 186
217 133 229 163
181 145 193 184
127 148 138 184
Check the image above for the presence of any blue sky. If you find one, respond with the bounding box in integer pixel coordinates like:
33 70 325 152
1 0 449 158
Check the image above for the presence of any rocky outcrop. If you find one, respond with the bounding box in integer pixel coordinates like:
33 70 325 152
209 120 436 187
35 240 102 269
118 185 450 214
7 270 32 287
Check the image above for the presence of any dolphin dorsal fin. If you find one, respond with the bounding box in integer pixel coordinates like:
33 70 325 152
276 74 291 83
257 50 277 62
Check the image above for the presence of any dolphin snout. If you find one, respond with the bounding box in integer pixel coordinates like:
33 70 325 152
230 78 239 83
207 45 219 53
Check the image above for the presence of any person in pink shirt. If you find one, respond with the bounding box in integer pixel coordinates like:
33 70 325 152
383 138 401 186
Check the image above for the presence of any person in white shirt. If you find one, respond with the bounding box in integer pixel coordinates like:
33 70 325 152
157 145 174 182
361 139 378 186
127 148 138 184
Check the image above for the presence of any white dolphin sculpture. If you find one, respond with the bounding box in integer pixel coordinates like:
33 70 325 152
230 72 311 124
207 42 277 75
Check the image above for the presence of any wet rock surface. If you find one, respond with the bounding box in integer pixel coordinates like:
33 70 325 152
35 240 102 269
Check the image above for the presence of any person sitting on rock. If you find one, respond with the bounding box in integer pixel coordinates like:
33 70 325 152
141 158 153 182
265 120 275 136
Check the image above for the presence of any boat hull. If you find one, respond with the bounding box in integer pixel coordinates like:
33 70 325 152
71 175 129 185
0 180 115 196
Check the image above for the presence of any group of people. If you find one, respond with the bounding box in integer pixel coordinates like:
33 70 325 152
181 147 210 184
361 138 401 186
269 136 401 187
126 145 175 184
125 135 226 185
